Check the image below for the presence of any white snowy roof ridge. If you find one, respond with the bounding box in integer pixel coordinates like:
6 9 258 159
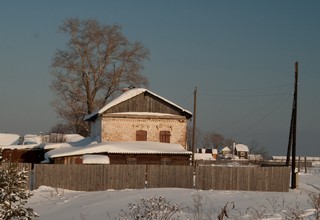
46 141 192 159
235 144 249 152
84 88 192 121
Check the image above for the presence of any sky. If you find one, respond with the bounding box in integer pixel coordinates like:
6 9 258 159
0 1 319 156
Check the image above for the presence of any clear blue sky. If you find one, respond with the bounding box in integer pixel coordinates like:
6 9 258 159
1 1 319 156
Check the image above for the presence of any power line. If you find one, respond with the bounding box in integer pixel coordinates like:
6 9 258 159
199 92 291 97
200 83 292 93
215 88 292 131
230 93 292 138
198 83 292 97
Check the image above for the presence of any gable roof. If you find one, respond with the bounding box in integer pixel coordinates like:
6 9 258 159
45 141 192 160
0 133 20 145
221 146 231 152
235 144 249 152
84 88 192 121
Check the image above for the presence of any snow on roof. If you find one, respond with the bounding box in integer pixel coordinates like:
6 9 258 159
108 112 184 117
84 88 192 121
194 153 215 160
63 134 85 142
0 133 20 145
221 146 231 152
23 134 42 145
83 155 110 164
0 144 40 150
46 141 192 159
235 144 249 152
40 137 97 150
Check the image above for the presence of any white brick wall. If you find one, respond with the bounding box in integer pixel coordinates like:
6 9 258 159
100 116 188 148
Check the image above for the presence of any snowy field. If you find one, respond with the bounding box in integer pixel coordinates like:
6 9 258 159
28 165 320 220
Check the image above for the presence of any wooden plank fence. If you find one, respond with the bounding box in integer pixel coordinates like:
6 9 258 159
147 165 194 188
33 164 146 191
195 166 290 192
0 163 290 192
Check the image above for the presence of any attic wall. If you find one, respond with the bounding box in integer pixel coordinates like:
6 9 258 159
106 93 186 117
101 116 188 148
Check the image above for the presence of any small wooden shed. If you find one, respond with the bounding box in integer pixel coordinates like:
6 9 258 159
234 144 249 159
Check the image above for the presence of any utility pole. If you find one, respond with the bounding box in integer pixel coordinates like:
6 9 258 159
192 86 197 166
286 62 298 189
286 108 294 166
291 61 298 189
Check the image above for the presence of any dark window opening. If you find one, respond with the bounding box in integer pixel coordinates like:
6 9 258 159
160 131 171 143
136 130 147 141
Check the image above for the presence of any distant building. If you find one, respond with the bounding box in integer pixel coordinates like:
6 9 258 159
221 146 231 155
234 144 249 159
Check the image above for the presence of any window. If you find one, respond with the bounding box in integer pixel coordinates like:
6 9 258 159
159 131 171 143
136 130 147 141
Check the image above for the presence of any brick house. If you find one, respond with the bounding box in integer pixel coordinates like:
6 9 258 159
43 88 193 165
84 88 193 148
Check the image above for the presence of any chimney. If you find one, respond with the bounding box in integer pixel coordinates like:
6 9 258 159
122 88 130 93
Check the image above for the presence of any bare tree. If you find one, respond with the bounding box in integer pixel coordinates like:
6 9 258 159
202 132 225 149
50 18 149 136
224 138 236 148
187 124 203 151
249 140 270 159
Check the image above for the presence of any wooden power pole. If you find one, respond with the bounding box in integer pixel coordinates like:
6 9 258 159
286 62 298 189
192 86 197 166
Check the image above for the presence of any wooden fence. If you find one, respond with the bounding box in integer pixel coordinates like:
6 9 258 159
1 163 290 192
33 164 146 191
147 165 194 188
195 166 290 192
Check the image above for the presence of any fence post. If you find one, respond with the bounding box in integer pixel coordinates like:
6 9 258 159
29 169 35 190
304 156 307 173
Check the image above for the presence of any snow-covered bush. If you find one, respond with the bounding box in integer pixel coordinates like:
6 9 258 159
308 192 320 219
118 196 181 220
0 163 38 219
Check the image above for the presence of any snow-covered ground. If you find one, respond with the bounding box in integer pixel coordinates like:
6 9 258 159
27 165 320 220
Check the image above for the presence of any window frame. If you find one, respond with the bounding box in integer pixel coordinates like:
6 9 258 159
136 130 147 141
159 130 171 143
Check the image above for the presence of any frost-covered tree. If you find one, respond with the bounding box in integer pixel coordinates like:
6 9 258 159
119 196 181 220
0 163 38 219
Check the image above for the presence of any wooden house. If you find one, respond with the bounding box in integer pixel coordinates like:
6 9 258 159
84 88 193 148
221 146 231 155
234 144 249 159
1 148 44 164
